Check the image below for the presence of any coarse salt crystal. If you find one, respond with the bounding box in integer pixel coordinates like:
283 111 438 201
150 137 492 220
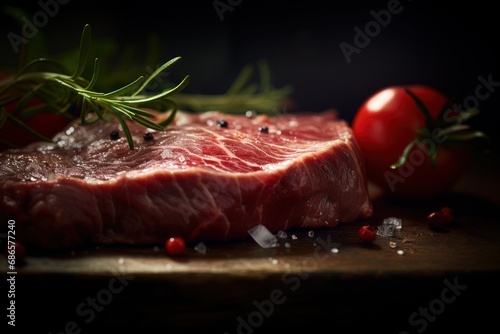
194 242 207 254
248 225 278 248
384 217 402 229
377 224 395 237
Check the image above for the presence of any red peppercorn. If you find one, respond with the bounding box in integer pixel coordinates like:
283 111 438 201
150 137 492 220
165 237 186 256
427 211 445 229
358 225 377 243
427 206 455 230
439 207 454 224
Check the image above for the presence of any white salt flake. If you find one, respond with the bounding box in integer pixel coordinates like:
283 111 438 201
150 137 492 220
194 242 207 254
331 248 339 254
248 225 278 248
291 234 298 240
65 126 75 136
276 230 288 239
397 250 404 255
245 110 256 118
308 230 314 237
161 149 173 159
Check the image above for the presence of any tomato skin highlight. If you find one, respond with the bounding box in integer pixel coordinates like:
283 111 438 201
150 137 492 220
352 85 471 199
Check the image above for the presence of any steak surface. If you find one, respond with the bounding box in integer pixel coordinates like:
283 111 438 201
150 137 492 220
0 110 373 248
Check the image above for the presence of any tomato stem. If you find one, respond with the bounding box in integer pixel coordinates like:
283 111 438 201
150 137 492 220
404 88 434 129
390 138 420 169
391 89 489 170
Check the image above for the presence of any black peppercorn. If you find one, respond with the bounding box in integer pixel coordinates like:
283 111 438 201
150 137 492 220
258 126 269 134
216 120 228 128
110 130 120 140
143 132 154 141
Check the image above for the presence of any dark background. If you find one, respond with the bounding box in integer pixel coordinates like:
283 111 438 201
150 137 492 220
1 0 499 146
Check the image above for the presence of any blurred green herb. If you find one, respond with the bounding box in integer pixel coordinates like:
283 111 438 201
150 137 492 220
174 60 292 115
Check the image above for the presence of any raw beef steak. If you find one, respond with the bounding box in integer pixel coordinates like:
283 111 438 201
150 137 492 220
0 110 373 249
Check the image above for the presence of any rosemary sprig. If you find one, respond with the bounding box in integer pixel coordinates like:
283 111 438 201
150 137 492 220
0 24 190 149
1 22 292 150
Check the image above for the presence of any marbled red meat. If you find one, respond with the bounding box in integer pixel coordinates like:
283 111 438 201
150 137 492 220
0 110 373 248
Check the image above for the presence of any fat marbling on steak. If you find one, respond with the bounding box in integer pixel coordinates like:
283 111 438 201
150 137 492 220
0 110 373 248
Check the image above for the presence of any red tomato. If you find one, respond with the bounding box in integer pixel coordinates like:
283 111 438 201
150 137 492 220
1 72 72 150
352 85 471 199
0 99 72 150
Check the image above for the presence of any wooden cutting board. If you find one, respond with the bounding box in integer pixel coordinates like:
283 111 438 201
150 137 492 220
3 152 500 333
